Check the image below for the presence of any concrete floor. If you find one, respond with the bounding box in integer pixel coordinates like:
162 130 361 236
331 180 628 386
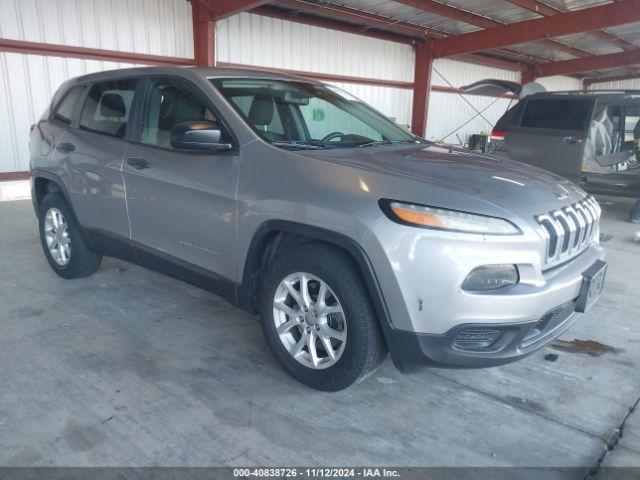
0 197 639 472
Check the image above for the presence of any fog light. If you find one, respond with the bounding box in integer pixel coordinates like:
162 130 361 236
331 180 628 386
461 264 519 291
453 328 503 350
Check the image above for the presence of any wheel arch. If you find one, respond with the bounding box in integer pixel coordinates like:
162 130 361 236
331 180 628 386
31 170 70 212
30 170 91 245
237 220 393 332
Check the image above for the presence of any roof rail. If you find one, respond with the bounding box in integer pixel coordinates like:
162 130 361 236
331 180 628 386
534 89 640 95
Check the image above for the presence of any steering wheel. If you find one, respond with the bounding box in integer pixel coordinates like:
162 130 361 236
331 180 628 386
322 131 346 142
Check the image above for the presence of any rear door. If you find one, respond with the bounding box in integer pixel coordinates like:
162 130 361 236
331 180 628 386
53 79 138 240
505 96 595 181
32 83 85 171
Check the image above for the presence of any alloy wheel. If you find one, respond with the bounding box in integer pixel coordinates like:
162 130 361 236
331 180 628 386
44 207 71 266
272 272 347 369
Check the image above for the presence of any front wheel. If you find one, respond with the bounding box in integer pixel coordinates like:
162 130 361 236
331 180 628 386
259 243 386 391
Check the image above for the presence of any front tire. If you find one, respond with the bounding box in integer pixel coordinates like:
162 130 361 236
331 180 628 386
38 193 102 279
259 243 386 391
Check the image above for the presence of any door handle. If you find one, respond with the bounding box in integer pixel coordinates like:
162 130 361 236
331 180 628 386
56 142 75 153
127 157 151 170
563 136 583 145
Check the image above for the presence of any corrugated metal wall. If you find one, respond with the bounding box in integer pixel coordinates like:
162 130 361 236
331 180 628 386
0 0 192 173
537 75 582 91
0 55 144 173
0 0 192 56
587 79 640 90
0 3 582 173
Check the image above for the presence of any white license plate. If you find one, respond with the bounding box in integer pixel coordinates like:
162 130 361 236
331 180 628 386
576 260 607 313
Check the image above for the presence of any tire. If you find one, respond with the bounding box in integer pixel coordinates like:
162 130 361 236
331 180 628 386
38 193 102 279
259 242 386 391
630 199 640 223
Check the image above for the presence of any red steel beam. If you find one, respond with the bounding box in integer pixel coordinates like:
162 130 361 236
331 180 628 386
394 0 591 59
412 42 433 137
432 0 640 58
193 0 271 20
505 0 638 52
532 48 640 78
0 37 193 65
192 1 215 66
189 0 272 67
0 172 29 181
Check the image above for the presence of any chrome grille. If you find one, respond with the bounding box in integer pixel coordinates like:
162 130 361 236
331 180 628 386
536 196 601 268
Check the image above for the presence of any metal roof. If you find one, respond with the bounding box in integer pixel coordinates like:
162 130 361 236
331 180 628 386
258 0 640 83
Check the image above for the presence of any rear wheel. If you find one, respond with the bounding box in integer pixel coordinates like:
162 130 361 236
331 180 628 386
38 193 102 279
259 243 386 391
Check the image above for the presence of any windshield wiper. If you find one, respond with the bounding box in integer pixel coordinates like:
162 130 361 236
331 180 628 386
356 139 422 148
270 141 331 150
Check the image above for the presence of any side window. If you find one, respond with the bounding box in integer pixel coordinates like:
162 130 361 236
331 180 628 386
140 77 230 149
494 101 525 131
521 98 593 131
52 85 85 126
79 79 137 138
589 104 623 156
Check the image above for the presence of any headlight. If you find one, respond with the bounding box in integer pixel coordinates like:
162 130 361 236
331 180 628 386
380 200 521 235
461 264 519 291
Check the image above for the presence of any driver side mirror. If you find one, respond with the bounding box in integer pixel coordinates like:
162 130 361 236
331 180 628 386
170 121 233 151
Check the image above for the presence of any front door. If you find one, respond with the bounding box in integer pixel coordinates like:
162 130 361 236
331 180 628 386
121 76 239 282
506 96 595 182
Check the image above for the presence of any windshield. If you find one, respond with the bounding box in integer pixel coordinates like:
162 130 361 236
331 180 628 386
210 78 418 149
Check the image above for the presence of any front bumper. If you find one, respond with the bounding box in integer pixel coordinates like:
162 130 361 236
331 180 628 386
363 218 605 371
364 220 604 334
384 300 579 372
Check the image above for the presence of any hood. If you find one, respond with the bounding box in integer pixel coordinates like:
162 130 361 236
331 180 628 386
294 143 586 221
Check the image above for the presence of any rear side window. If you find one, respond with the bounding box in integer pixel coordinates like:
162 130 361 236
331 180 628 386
521 98 592 131
52 86 85 126
494 101 525 130
79 79 137 138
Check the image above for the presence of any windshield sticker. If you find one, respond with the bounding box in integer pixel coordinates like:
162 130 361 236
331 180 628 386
312 108 325 121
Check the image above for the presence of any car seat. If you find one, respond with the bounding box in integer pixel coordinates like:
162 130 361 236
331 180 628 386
248 96 281 142
591 107 614 156
96 93 127 137
152 86 209 148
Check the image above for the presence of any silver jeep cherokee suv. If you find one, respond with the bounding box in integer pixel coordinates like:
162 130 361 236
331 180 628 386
29 67 607 391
